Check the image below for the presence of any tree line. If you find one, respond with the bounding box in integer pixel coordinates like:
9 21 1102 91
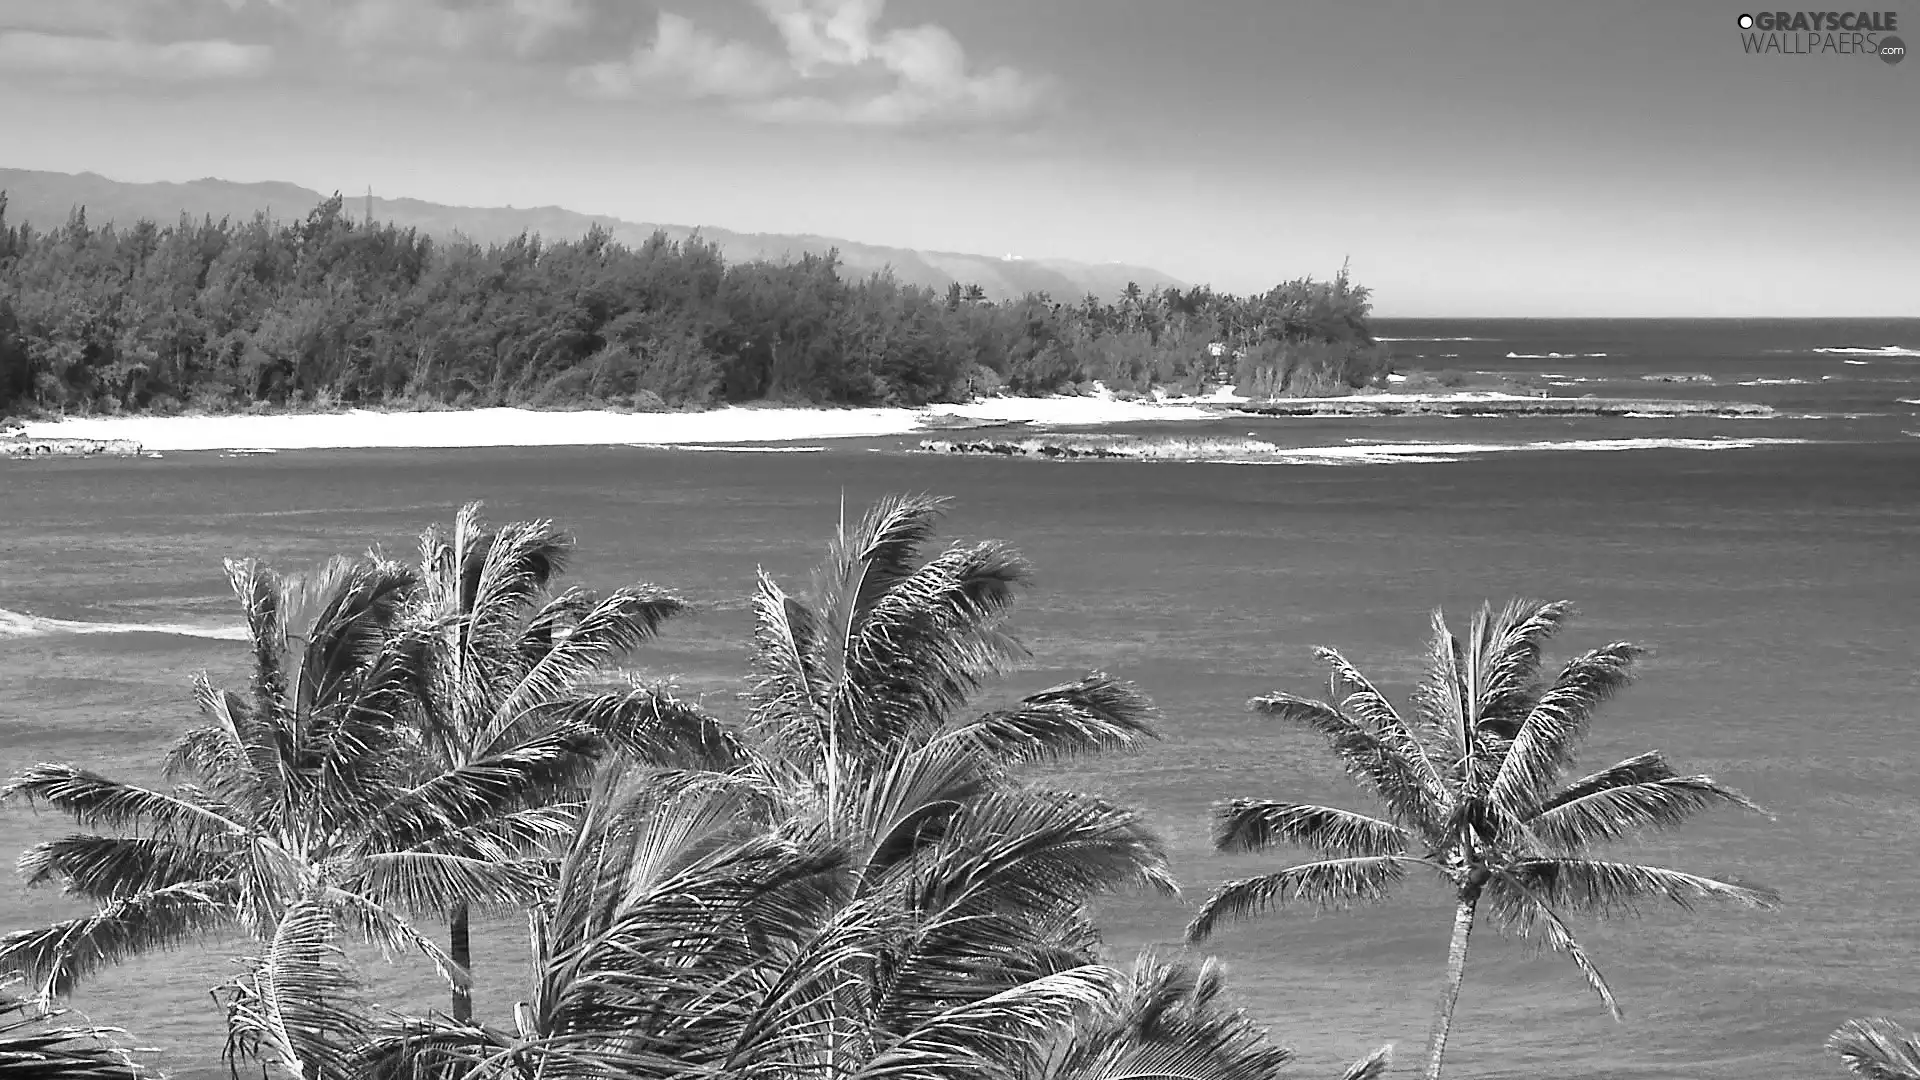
3 495 1876 1080
0 192 1391 417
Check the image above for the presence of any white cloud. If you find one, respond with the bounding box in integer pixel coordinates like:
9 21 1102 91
0 29 272 79
573 0 1051 128
570 11 792 101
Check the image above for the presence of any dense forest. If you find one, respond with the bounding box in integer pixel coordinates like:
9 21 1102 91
0 191 1388 416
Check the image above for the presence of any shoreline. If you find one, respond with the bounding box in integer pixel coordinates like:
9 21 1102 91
9 390 1769 453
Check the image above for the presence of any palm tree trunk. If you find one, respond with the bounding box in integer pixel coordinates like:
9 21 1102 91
450 901 473 1022
1424 888 1480 1080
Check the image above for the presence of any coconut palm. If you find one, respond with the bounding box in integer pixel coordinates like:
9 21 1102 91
1 977 147 1077
1 555 592 1076
1829 1017 1920 1079
407 502 732 1022
361 494 1189 1077
1185 600 1779 1080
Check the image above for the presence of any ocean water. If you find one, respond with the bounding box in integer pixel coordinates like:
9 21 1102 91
2 318 1917 1078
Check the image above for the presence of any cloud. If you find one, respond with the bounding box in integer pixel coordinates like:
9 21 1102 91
0 29 272 79
570 11 792 101
572 0 1052 128
332 0 585 57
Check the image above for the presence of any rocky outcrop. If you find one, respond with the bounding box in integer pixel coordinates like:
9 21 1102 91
0 436 145 458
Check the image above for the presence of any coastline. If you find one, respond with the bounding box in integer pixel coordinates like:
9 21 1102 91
9 388 1770 453
9 395 1230 452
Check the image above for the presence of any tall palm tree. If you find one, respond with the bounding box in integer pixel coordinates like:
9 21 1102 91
407 502 727 1022
1829 1017 1920 1079
1185 600 1779 1080
1 977 147 1078
1 555 586 1077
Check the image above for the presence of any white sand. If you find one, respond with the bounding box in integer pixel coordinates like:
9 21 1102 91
13 390 1597 453
16 396 1228 452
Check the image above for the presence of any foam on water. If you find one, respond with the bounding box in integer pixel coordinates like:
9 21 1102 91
1814 345 1920 357
1206 436 1814 465
0 607 249 641
633 444 827 453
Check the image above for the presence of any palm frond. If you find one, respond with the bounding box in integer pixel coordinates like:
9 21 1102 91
1043 951 1298 1080
0 982 148 1078
366 725 603 852
18 835 235 901
1407 607 1470 763
216 897 367 1080
1339 1044 1395 1080
2 765 243 844
857 964 1128 1080
0 882 232 1000
1486 642 1643 814
1828 1017 1920 1080
531 685 751 771
943 673 1159 766
840 540 1031 749
461 514 573 651
1245 693 1442 839
489 585 686 725
1527 753 1766 851
1504 858 1779 916
748 569 828 750
1185 856 1417 942
224 557 289 716
1476 599 1574 732
1210 799 1407 859
1483 871 1621 1018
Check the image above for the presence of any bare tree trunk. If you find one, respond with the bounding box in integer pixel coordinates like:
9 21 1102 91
450 901 473 1022
1424 890 1479 1080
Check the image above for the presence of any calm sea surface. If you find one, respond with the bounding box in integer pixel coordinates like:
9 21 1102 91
3 318 1918 1078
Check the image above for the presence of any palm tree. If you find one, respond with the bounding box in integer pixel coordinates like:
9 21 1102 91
1 555 587 1077
1 977 147 1077
407 502 728 1022
1185 600 1779 1080
1829 1017 1920 1079
362 494 1191 1076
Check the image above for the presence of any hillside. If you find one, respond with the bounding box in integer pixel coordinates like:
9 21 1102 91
0 168 1185 302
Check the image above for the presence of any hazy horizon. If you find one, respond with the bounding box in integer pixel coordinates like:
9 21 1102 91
2 0 1915 317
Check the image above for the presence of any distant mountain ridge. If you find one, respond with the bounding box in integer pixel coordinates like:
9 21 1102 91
0 168 1186 303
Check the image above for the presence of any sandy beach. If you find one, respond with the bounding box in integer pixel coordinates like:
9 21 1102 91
11 394 1238 452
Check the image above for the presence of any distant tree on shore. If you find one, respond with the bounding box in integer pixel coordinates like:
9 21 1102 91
1185 599 1779 1080
0 190 1386 416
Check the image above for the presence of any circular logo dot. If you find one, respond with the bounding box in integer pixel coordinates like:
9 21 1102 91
1880 34 1906 64
1738 13 1754 28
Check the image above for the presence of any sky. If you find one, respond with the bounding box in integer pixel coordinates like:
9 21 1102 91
0 0 1915 316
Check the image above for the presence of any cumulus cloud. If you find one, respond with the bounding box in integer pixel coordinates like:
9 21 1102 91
572 0 1051 128
333 0 587 57
0 29 272 79
571 12 792 101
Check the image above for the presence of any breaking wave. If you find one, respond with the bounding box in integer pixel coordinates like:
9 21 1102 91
629 444 827 453
0 607 249 641
1813 346 1920 357
1506 351 1609 359
1217 436 1812 465
1373 336 1490 342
